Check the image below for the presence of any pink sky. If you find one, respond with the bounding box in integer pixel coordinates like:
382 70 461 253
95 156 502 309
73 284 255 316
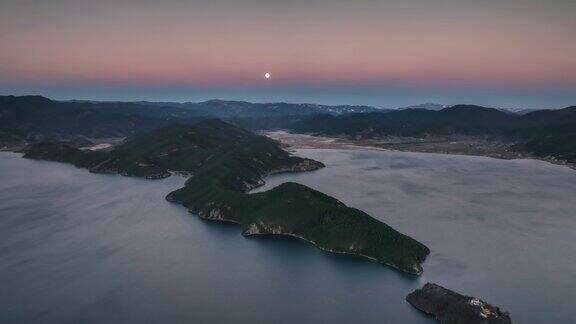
0 0 574 106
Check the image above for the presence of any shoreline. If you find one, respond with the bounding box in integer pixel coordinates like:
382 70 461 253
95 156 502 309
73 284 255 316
264 130 576 171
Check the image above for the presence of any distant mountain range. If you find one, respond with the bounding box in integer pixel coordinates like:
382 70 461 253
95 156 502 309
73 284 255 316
399 102 541 115
1 95 574 163
291 104 576 136
67 98 381 117
0 95 380 147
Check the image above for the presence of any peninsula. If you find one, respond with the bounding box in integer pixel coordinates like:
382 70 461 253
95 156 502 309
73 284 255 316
24 119 430 275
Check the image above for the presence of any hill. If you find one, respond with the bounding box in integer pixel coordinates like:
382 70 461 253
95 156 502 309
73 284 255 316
0 95 197 148
291 105 576 163
136 99 381 117
24 119 430 274
64 98 381 117
0 95 382 148
292 105 515 136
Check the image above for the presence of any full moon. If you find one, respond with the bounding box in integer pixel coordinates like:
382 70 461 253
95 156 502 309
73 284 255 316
264 72 271 79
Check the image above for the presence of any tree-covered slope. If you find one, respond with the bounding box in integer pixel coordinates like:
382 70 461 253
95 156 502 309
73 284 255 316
291 105 516 136
168 180 429 274
291 105 576 163
24 119 321 180
24 119 430 275
0 95 383 147
0 95 191 144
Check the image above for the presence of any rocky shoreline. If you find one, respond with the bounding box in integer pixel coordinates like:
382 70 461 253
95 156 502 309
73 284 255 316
241 226 421 275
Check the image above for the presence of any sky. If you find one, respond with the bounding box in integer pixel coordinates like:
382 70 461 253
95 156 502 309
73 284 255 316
0 0 575 108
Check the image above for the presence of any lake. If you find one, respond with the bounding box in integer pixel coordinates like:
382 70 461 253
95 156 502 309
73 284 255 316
1 150 575 323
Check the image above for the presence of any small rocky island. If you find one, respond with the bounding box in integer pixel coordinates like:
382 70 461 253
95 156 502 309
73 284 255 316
406 283 512 324
24 119 430 275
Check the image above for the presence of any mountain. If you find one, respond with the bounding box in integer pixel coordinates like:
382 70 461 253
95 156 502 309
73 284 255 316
292 105 515 136
6 95 574 164
515 107 576 162
159 100 382 117
24 119 430 274
0 95 198 148
77 99 382 117
0 95 382 147
292 104 576 138
23 119 316 181
290 105 576 163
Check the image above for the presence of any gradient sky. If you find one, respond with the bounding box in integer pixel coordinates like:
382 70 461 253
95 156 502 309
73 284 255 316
1 0 575 108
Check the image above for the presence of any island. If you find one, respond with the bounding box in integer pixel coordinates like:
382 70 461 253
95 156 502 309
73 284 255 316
24 119 430 275
406 283 512 324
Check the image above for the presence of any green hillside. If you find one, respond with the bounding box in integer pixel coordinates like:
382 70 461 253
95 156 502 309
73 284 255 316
24 119 430 275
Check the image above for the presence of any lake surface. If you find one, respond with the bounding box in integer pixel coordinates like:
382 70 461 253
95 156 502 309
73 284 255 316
1 150 575 323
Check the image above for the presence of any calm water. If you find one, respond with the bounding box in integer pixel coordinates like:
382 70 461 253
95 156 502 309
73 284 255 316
1 150 575 323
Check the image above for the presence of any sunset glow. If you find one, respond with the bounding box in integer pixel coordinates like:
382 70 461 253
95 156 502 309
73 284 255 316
0 0 574 107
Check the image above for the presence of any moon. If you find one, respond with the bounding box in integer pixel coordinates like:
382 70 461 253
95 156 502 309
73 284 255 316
264 72 271 79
